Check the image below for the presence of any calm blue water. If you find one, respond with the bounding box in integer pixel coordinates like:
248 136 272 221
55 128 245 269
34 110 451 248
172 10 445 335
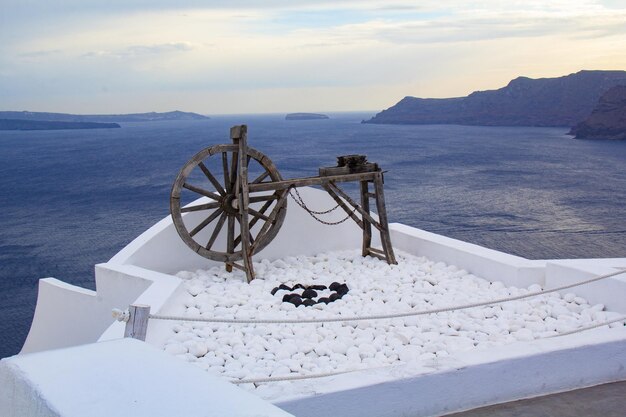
1 113 625 358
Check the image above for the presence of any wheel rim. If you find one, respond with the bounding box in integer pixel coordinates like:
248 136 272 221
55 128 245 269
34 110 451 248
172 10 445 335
170 144 287 262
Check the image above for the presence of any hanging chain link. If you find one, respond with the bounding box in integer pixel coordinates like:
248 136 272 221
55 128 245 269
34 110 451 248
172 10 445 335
289 187 340 214
288 187 355 226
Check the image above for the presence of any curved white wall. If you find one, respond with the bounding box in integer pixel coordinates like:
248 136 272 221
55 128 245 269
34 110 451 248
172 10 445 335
22 186 626 353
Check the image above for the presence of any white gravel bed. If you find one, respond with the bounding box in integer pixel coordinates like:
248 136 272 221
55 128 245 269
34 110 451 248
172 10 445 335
161 250 621 399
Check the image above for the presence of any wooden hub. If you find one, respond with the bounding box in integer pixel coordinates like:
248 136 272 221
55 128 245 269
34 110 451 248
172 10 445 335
221 194 239 214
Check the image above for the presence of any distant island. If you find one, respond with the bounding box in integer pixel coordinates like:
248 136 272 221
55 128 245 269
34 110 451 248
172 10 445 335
363 70 626 127
0 119 120 131
569 85 626 140
0 110 209 124
285 113 329 120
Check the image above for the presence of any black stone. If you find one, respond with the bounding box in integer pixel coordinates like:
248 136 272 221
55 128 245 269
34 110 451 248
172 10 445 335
317 297 331 304
309 285 327 291
302 288 318 299
329 293 339 302
279 284 292 291
303 299 317 307
329 282 341 291
282 293 300 302
293 284 306 290
271 287 280 295
336 284 349 295
288 296 303 307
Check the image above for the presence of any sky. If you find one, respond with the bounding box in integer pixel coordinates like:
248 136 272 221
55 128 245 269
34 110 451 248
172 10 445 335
1 0 625 115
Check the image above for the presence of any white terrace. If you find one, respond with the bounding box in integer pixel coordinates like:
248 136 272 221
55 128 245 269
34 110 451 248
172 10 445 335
8 187 626 417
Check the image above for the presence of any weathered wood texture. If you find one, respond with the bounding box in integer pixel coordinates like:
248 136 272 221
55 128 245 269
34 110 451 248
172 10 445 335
373 172 397 264
318 162 379 176
233 126 256 283
124 304 150 341
360 180 372 257
170 140 286 265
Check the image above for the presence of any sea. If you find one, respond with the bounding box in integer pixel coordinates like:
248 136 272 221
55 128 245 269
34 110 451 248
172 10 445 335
1 112 625 358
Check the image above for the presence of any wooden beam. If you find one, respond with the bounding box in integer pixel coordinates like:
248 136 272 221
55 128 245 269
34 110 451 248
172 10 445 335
367 247 386 256
327 181 383 232
248 171 378 193
321 183 364 229
235 125 255 282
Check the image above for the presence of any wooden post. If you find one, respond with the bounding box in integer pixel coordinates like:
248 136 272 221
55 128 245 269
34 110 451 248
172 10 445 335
373 173 397 265
124 304 151 341
360 180 372 257
232 125 256 283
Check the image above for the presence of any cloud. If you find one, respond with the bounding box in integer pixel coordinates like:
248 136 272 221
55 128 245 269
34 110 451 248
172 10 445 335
290 7 626 46
81 42 196 59
17 50 63 58
1 1 625 113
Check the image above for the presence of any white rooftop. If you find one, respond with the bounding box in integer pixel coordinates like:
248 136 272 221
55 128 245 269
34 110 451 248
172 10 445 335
0 338 294 417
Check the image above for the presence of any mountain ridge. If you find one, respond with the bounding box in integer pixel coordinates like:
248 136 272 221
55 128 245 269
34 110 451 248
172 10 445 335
364 70 626 127
0 110 209 123
0 119 121 131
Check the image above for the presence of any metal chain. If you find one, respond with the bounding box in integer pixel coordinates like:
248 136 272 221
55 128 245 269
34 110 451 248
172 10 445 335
288 187 355 226
290 187 340 214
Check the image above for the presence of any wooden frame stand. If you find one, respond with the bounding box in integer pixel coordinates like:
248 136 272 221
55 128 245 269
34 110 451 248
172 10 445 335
170 125 396 283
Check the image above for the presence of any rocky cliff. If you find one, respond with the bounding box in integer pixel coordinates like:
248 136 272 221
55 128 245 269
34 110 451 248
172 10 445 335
364 70 626 127
569 85 626 140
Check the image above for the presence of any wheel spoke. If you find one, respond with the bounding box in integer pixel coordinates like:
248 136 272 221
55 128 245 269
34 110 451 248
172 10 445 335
251 170 270 184
190 208 223 237
248 207 271 222
226 214 235 253
251 193 287 251
249 199 274 229
233 215 254 248
183 183 221 201
234 199 273 248
198 162 225 196
206 212 227 250
222 152 231 193
181 202 220 213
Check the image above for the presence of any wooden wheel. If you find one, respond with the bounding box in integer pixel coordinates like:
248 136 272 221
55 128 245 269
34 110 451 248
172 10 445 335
170 143 288 263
